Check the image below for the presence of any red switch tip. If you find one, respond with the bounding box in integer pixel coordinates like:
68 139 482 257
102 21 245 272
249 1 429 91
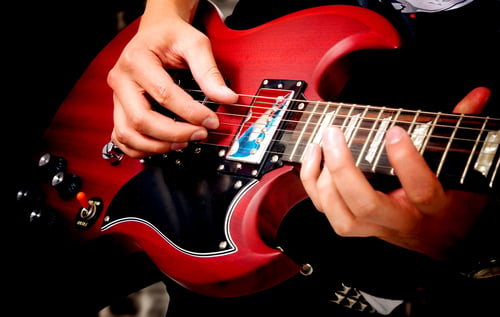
76 191 89 207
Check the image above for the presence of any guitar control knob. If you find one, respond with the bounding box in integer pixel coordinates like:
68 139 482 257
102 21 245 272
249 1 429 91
51 171 82 200
38 153 67 182
16 186 46 206
102 141 124 165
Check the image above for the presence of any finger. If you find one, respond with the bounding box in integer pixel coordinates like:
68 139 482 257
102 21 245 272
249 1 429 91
114 49 221 130
385 126 447 214
321 127 399 225
111 95 191 157
110 75 209 143
300 143 323 210
452 86 491 114
184 36 239 105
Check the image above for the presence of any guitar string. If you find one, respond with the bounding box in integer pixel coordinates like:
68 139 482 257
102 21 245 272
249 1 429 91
184 88 500 135
171 91 500 168
191 97 499 164
189 92 500 143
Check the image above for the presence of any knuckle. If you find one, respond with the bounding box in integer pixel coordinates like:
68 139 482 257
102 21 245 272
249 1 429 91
355 200 379 219
411 187 436 207
154 84 174 106
106 67 118 87
333 221 356 237
128 111 149 130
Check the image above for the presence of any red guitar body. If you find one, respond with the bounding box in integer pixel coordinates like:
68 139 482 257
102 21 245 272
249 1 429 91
35 2 400 297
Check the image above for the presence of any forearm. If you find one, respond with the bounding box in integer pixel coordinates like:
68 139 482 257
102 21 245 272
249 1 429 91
142 0 200 25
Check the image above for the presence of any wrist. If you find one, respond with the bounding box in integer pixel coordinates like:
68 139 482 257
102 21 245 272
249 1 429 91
143 0 200 23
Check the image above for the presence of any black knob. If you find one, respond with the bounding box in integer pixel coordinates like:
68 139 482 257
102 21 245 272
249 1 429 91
16 186 46 206
51 171 82 200
38 153 67 182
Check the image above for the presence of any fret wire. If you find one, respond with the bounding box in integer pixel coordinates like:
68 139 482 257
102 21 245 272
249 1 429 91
347 106 369 149
340 105 355 132
388 109 402 176
408 110 420 145
461 117 489 184
329 102 342 128
309 102 331 146
208 113 500 181
290 100 320 161
356 106 383 167
372 109 401 174
436 113 464 177
199 93 500 134
204 96 500 182
212 109 497 151
301 102 332 162
215 99 500 139
407 109 420 139
420 112 441 157
489 148 500 188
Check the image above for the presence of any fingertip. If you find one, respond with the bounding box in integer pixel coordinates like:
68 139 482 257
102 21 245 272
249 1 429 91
202 116 219 130
300 143 321 181
218 85 239 103
301 142 320 163
385 126 405 145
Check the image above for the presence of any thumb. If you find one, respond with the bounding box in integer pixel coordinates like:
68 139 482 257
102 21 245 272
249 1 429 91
452 86 491 115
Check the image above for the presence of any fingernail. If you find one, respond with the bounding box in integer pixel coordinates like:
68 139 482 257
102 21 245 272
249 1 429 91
190 129 208 141
323 127 344 160
171 142 188 151
385 126 403 145
324 127 342 147
220 85 236 96
202 117 219 129
302 143 315 162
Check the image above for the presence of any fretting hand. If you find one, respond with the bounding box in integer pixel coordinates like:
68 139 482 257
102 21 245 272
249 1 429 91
300 87 492 260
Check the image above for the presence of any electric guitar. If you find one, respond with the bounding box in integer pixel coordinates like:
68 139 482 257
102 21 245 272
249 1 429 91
21 1 500 298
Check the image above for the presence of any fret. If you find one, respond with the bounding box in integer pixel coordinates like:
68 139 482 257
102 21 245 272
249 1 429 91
344 113 361 144
474 129 500 177
424 113 496 190
340 106 355 132
388 109 403 176
365 115 391 165
276 95 500 191
355 105 380 167
436 114 464 177
289 100 321 162
461 117 488 184
347 107 370 149
410 121 432 151
407 110 420 139
372 109 401 174
311 104 334 145
421 112 441 157
489 150 500 188
409 110 432 153
329 102 342 129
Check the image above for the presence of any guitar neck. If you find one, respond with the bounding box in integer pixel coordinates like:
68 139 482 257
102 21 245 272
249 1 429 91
280 100 500 192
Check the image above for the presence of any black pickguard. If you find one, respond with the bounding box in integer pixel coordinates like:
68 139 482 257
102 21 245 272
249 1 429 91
103 143 253 253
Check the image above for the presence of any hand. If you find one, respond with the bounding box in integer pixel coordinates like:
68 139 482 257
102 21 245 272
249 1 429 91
300 87 492 260
107 0 238 158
